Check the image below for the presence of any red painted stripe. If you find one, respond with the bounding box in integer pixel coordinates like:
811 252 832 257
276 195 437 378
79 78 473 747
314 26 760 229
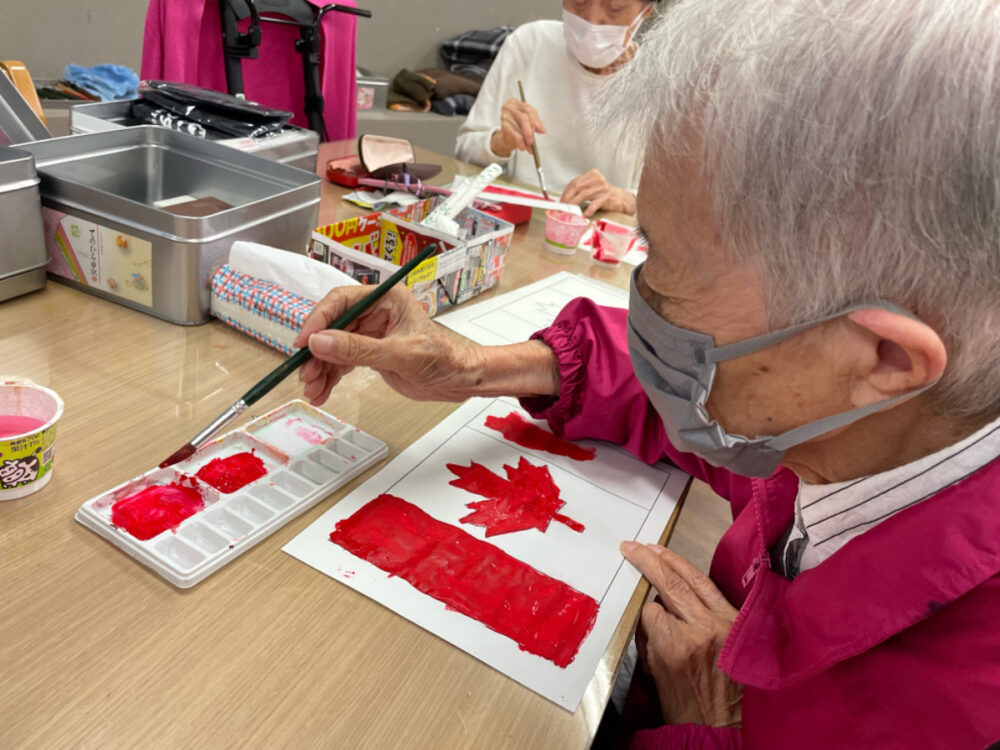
329 494 599 668
484 412 596 461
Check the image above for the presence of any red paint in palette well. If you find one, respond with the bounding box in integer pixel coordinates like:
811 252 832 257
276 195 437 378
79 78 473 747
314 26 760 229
111 483 204 540
449 458 584 536
329 494 599 668
485 412 596 461
195 451 267 493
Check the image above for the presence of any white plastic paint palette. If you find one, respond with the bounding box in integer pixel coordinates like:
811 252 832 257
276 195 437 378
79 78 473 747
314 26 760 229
75 400 387 588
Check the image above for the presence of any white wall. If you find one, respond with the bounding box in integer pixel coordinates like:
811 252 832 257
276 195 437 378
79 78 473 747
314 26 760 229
0 1 145 80
356 0 558 77
0 1 557 81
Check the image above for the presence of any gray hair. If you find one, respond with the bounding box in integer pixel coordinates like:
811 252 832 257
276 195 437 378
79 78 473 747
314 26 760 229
602 0 1000 416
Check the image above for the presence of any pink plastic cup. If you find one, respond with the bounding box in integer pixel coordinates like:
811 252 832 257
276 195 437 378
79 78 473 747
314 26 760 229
591 220 635 266
543 210 589 256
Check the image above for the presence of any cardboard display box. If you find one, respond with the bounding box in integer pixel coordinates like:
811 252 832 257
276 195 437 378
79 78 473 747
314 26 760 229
310 197 514 317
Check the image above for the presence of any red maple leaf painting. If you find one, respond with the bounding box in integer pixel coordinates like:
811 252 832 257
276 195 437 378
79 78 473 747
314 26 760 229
447 457 585 537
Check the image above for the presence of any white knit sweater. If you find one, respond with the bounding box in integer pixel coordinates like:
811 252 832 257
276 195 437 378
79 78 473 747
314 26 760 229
455 20 642 196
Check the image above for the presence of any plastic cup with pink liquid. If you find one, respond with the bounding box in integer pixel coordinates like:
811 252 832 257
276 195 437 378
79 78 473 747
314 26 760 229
0 379 64 500
592 219 636 266
543 210 589 256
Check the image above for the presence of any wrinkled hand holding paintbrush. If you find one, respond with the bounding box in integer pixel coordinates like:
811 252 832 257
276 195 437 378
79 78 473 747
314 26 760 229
159 242 441 468
295 284 563 411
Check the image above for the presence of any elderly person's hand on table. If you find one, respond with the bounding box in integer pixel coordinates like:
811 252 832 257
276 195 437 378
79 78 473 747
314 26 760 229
298 0 1000 746
622 542 742 727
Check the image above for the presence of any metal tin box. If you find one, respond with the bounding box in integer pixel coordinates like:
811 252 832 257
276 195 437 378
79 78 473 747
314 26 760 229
0 72 50 144
356 74 390 111
70 100 320 172
0 146 47 301
20 126 321 325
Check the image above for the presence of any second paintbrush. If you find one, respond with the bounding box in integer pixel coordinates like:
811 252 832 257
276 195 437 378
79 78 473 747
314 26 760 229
517 80 551 201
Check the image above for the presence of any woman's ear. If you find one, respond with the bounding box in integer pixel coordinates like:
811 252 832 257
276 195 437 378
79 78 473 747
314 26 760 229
845 308 947 407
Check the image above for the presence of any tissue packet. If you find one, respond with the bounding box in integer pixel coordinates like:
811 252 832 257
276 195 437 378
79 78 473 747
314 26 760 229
211 265 315 354
209 242 359 354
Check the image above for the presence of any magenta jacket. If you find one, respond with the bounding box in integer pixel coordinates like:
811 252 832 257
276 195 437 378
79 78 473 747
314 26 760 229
523 299 1000 750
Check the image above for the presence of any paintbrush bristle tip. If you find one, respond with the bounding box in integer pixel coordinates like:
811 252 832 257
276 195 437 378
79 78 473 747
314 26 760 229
159 443 196 469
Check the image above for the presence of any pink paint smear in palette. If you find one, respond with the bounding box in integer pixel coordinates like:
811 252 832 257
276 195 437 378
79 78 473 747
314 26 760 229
285 417 333 445
448 457 584 536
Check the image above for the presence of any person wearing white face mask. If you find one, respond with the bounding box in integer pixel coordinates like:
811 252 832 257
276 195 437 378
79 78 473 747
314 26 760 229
455 1 657 217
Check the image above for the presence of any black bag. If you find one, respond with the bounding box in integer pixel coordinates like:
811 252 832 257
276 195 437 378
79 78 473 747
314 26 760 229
136 80 292 138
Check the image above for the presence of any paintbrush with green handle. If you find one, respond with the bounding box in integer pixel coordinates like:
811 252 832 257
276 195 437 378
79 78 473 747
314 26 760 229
159 241 441 468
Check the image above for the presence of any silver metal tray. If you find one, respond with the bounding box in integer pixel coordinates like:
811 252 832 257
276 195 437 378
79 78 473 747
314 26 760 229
20 126 321 324
0 71 51 144
0 146 47 301
70 100 319 172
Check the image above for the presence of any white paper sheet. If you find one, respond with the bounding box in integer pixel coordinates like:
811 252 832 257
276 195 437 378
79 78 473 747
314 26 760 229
450 176 584 215
283 397 688 711
434 271 628 346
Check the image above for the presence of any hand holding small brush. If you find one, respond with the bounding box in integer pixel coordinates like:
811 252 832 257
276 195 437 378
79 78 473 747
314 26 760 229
158 242 442 468
297 284 561 406
296 284 473 404
490 97 547 157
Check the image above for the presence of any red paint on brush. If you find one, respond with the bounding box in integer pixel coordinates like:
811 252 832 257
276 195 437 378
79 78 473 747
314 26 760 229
159 443 195 469
0 415 46 438
195 451 267 493
329 494 599 667
111 483 205 540
485 412 596 461
448 457 584 536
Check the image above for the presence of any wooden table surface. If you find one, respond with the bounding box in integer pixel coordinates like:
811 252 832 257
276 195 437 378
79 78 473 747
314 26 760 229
0 142 685 749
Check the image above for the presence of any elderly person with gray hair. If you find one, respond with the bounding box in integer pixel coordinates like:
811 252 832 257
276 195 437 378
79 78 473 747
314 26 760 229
295 0 1000 746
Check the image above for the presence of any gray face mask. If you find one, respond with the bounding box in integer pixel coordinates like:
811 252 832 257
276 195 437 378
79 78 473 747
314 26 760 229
626 266 935 477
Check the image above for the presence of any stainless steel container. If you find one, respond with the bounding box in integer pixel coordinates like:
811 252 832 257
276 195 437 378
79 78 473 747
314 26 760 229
0 146 47 301
20 126 321 325
70 100 320 172
0 72 50 144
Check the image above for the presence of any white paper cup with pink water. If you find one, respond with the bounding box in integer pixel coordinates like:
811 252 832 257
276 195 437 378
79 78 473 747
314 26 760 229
592 220 636 266
544 210 589 256
0 379 64 500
